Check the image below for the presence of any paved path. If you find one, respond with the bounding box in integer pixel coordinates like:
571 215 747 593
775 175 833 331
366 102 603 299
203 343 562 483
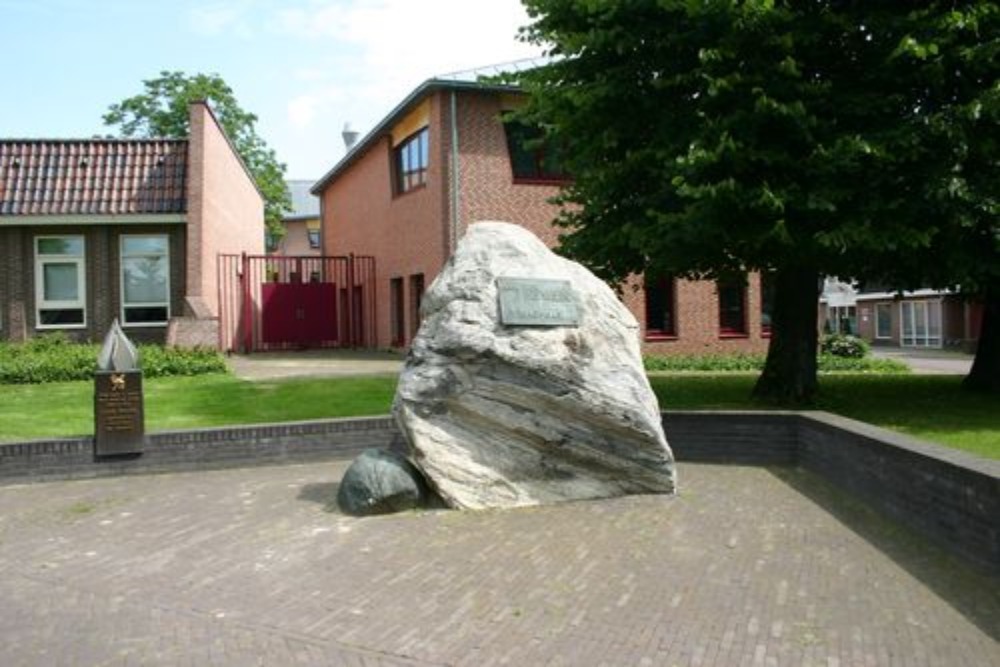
870 347 974 375
227 350 403 381
0 462 996 666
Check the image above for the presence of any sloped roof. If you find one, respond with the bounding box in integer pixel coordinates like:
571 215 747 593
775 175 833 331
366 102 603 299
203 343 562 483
0 139 188 216
285 179 320 220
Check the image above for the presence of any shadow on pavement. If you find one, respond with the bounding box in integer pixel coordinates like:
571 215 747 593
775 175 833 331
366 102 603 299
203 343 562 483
769 466 1000 642
297 481 341 513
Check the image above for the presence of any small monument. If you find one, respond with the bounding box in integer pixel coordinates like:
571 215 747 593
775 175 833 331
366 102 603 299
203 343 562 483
393 221 676 510
94 320 145 457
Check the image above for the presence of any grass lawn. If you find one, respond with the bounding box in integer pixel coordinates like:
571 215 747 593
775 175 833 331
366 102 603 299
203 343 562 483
1 372 997 460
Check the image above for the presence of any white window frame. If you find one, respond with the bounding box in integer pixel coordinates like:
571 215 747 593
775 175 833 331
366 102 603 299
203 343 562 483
120 234 171 327
35 235 87 330
900 299 942 348
874 303 893 340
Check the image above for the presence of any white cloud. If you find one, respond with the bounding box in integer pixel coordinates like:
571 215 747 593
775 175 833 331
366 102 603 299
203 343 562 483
267 0 545 176
188 2 254 38
287 94 320 129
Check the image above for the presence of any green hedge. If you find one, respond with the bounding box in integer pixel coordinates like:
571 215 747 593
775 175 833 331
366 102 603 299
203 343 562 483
0 334 228 384
644 352 908 374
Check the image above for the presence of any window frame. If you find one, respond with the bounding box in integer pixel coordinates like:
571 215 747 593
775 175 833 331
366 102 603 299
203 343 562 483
717 278 748 337
394 127 429 195
307 229 321 249
759 272 775 338
502 117 570 185
119 233 171 327
34 235 87 330
875 303 892 340
644 274 677 340
389 277 406 347
409 273 425 340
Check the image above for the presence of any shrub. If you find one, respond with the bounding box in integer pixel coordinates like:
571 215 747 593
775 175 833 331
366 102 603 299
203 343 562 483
643 351 908 374
643 353 765 372
0 337 227 384
820 333 869 358
138 345 228 377
817 354 908 373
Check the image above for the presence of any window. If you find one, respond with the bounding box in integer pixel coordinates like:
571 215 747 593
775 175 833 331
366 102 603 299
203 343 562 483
760 272 775 336
35 236 86 328
717 278 747 336
826 305 857 335
409 273 425 339
395 127 429 194
121 235 170 326
390 277 405 346
875 303 892 339
503 119 568 183
901 300 942 348
307 229 320 249
644 274 676 338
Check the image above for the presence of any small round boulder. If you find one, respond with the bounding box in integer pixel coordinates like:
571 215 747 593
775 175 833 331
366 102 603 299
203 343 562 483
337 448 429 516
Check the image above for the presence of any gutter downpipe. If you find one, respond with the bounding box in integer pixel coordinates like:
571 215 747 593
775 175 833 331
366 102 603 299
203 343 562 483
448 90 460 256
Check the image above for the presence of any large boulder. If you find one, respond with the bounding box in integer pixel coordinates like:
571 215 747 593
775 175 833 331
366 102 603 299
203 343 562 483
393 221 676 510
337 448 429 516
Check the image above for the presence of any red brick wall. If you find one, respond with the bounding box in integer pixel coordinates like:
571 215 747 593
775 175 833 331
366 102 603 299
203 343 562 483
185 102 264 318
273 218 320 257
319 87 768 354
0 223 185 344
322 94 449 348
453 91 564 245
620 274 770 355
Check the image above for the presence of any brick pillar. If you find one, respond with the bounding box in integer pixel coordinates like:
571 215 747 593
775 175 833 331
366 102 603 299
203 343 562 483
4 228 28 341
91 226 113 337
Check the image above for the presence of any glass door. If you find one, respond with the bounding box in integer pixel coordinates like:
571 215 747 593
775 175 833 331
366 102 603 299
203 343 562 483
901 300 942 348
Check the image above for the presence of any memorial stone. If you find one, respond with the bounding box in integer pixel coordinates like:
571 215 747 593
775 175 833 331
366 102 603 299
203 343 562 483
394 221 676 510
94 320 145 456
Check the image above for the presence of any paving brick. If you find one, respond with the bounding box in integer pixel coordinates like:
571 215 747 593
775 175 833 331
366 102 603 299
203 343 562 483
0 462 997 666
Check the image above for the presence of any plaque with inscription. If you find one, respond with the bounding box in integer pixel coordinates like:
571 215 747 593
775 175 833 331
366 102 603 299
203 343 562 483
497 277 581 327
95 371 145 456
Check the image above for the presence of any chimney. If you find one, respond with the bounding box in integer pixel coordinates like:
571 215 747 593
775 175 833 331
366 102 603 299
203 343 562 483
342 122 360 151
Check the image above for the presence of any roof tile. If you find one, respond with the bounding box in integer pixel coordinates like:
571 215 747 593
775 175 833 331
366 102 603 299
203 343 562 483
0 139 188 216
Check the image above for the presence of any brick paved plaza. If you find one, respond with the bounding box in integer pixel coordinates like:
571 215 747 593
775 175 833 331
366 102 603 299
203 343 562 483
0 462 997 666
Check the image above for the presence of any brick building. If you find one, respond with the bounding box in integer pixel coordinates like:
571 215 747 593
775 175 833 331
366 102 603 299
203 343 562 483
313 78 770 354
854 289 982 351
0 101 263 347
269 179 321 257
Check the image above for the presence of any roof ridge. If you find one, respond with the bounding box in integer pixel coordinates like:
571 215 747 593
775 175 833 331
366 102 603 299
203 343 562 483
0 137 188 144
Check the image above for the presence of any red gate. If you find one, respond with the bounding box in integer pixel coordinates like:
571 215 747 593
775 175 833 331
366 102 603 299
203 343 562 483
218 254 376 353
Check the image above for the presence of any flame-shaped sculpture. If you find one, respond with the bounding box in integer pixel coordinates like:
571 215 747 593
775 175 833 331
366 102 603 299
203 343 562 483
97 319 140 372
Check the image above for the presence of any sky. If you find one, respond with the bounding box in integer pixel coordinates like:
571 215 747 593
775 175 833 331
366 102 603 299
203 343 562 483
0 0 545 179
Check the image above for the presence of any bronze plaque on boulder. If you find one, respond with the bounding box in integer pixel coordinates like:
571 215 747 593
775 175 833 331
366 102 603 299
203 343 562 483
94 371 145 456
497 277 581 327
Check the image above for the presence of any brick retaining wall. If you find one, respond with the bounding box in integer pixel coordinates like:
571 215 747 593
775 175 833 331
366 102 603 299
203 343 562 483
1 411 997 572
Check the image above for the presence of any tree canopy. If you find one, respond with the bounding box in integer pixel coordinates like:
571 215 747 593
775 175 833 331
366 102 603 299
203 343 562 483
104 71 291 239
513 0 998 400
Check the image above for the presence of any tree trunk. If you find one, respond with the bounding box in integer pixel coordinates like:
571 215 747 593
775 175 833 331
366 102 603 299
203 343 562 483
752 265 821 404
963 290 1000 394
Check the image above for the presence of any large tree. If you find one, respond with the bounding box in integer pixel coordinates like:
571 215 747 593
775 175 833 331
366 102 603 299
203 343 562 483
104 71 291 239
860 4 999 393
514 1 997 402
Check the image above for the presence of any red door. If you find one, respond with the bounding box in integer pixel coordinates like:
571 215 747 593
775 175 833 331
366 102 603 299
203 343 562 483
261 283 338 346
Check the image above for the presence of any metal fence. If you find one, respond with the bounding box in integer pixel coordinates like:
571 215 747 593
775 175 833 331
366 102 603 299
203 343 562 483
218 254 376 353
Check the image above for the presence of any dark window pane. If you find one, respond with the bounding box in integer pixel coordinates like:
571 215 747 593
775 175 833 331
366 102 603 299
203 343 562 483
645 275 675 336
39 308 84 325
760 272 775 332
124 306 168 324
718 279 747 334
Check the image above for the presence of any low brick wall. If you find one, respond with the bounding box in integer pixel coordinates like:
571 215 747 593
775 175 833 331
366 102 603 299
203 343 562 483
797 412 1000 573
1 411 997 572
0 417 402 484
